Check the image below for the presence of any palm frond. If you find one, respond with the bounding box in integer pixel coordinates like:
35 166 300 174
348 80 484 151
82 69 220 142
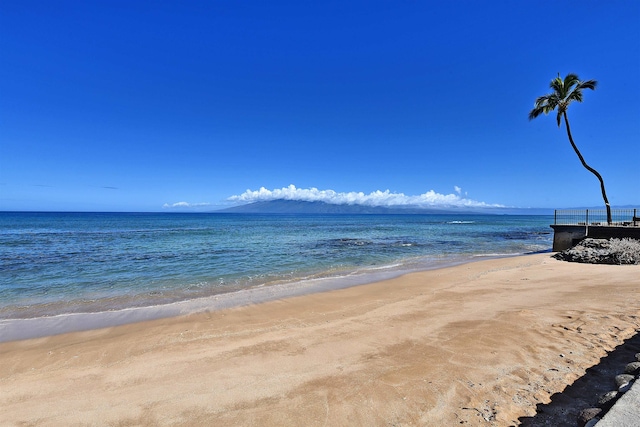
568 89 584 103
528 107 544 120
564 73 580 87
529 94 559 120
577 79 598 91
568 78 597 103
550 76 564 94
532 95 548 107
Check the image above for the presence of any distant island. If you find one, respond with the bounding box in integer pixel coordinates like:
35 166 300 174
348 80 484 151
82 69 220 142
217 200 552 215
219 200 456 214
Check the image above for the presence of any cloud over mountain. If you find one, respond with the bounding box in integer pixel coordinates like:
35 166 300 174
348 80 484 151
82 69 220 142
228 185 502 208
163 202 212 209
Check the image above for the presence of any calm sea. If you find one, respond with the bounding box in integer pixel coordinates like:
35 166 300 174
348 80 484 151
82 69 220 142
0 212 553 339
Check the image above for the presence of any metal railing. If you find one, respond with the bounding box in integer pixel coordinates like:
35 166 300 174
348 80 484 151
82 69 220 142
554 208 639 226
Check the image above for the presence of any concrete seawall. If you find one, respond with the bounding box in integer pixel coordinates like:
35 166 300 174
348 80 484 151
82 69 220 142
551 225 640 251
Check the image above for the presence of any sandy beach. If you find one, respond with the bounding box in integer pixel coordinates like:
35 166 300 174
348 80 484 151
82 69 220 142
2 253 639 426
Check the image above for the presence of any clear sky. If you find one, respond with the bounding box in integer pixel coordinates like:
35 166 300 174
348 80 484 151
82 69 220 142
1 0 639 212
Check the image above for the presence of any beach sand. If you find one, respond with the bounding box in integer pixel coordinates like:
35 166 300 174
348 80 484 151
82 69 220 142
2 254 639 426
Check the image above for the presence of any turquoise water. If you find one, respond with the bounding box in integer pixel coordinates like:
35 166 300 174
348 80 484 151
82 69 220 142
0 212 553 322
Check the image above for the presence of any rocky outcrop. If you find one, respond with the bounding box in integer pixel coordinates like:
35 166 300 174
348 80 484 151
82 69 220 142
553 238 640 265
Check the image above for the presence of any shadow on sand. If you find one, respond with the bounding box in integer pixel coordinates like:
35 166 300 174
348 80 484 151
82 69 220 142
517 330 640 427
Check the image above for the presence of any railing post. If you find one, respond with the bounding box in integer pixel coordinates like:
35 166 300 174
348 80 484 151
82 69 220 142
585 209 589 236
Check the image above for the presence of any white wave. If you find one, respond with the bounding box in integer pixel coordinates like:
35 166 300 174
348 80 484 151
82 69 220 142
447 221 476 224
472 253 521 257
228 184 503 208
359 263 404 271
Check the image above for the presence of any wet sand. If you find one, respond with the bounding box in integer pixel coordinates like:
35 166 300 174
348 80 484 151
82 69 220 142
2 254 639 426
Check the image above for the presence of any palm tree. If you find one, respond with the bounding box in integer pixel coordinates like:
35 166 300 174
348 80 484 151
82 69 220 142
529 73 612 224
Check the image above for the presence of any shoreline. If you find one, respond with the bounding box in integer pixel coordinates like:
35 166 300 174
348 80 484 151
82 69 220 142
0 252 521 343
2 253 638 425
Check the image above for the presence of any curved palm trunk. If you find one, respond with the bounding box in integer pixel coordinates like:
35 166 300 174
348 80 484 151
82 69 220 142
562 112 612 224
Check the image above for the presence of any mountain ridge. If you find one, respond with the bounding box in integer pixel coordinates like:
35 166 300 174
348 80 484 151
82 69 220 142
216 200 553 215
219 200 456 214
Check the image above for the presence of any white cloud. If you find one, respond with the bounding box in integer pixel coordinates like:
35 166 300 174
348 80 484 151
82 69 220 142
228 185 503 208
163 201 212 209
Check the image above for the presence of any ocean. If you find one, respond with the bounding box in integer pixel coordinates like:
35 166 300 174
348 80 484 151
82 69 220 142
0 212 553 340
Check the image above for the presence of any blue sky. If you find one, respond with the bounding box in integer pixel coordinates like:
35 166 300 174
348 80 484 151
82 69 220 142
1 0 639 212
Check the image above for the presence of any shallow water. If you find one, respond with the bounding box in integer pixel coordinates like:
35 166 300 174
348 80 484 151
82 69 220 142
0 212 553 324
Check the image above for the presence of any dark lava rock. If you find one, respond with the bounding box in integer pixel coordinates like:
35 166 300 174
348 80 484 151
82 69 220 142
615 374 635 388
625 361 640 375
553 238 640 265
577 407 602 427
553 239 612 264
597 390 619 411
